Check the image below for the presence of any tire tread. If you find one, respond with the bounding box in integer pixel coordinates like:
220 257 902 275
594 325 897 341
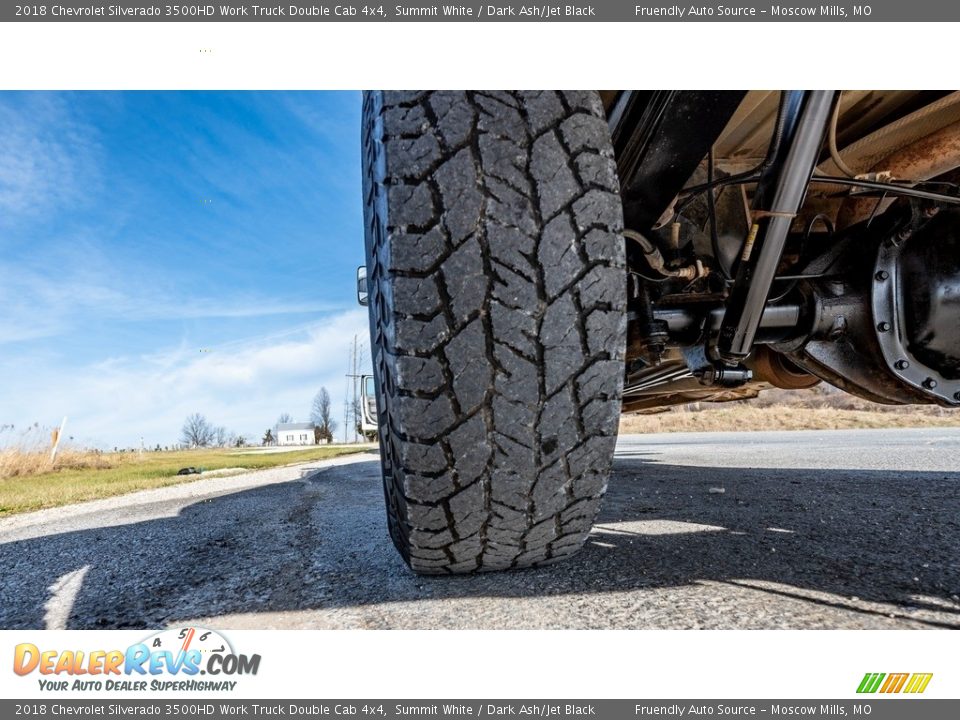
363 91 625 573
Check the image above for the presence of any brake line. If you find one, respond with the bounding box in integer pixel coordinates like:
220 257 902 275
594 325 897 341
828 91 858 178
679 173 960 207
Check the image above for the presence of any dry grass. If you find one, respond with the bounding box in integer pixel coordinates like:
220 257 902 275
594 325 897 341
0 424 114 481
0 447 111 480
620 404 960 435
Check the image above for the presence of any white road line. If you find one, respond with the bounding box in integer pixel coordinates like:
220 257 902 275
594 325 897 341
42 566 90 630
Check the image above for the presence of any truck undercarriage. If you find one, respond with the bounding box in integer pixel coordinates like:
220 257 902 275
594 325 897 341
606 90 960 412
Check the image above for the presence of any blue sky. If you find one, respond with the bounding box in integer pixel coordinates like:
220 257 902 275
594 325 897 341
0 91 370 449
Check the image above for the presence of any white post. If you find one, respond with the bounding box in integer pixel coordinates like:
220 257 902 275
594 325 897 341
50 416 67 465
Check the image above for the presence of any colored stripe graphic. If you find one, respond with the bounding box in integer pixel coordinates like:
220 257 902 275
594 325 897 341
904 673 934 694
857 672 932 694
857 673 885 693
880 673 909 693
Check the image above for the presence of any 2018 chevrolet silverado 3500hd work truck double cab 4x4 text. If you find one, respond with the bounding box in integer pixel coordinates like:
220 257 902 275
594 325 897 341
359 91 960 574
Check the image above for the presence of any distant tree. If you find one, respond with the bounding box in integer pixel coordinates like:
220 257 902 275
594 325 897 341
276 413 293 425
213 426 229 448
181 413 214 448
310 387 337 443
233 435 247 448
262 428 275 446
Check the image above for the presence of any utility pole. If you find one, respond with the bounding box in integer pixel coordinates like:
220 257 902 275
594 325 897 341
345 334 367 444
352 335 358 443
344 340 352 444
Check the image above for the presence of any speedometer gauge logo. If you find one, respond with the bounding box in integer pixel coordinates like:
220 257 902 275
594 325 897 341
142 627 234 660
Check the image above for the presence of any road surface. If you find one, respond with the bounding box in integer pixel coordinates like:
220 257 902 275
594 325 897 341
1 428 958 629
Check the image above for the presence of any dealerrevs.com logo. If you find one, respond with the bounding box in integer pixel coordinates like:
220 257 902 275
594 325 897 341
13 627 260 692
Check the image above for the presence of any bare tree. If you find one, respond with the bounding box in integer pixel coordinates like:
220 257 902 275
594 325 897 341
181 413 214 448
276 413 293 426
214 426 229 447
310 387 337 443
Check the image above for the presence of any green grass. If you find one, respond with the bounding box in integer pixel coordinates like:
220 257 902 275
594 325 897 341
0 445 371 517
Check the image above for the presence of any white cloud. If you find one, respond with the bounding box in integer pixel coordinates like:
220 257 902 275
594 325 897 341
0 261 350 344
0 94 100 219
0 308 372 449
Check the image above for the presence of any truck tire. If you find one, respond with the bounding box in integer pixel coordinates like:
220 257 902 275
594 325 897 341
362 91 626 573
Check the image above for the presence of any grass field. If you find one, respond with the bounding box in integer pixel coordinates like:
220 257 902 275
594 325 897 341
0 445 370 516
4 388 959 518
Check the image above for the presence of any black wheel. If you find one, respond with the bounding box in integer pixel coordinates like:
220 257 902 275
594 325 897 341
362 91 626 573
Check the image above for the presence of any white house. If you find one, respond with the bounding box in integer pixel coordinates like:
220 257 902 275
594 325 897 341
276 422 315 446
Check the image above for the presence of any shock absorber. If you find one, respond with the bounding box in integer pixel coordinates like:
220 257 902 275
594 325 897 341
717 91 837 365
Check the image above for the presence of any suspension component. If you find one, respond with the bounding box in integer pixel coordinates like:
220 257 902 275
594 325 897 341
718 91 837 364
696 364 754 387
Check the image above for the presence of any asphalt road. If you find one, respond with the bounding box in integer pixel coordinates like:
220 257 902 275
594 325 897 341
1 428 958 629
